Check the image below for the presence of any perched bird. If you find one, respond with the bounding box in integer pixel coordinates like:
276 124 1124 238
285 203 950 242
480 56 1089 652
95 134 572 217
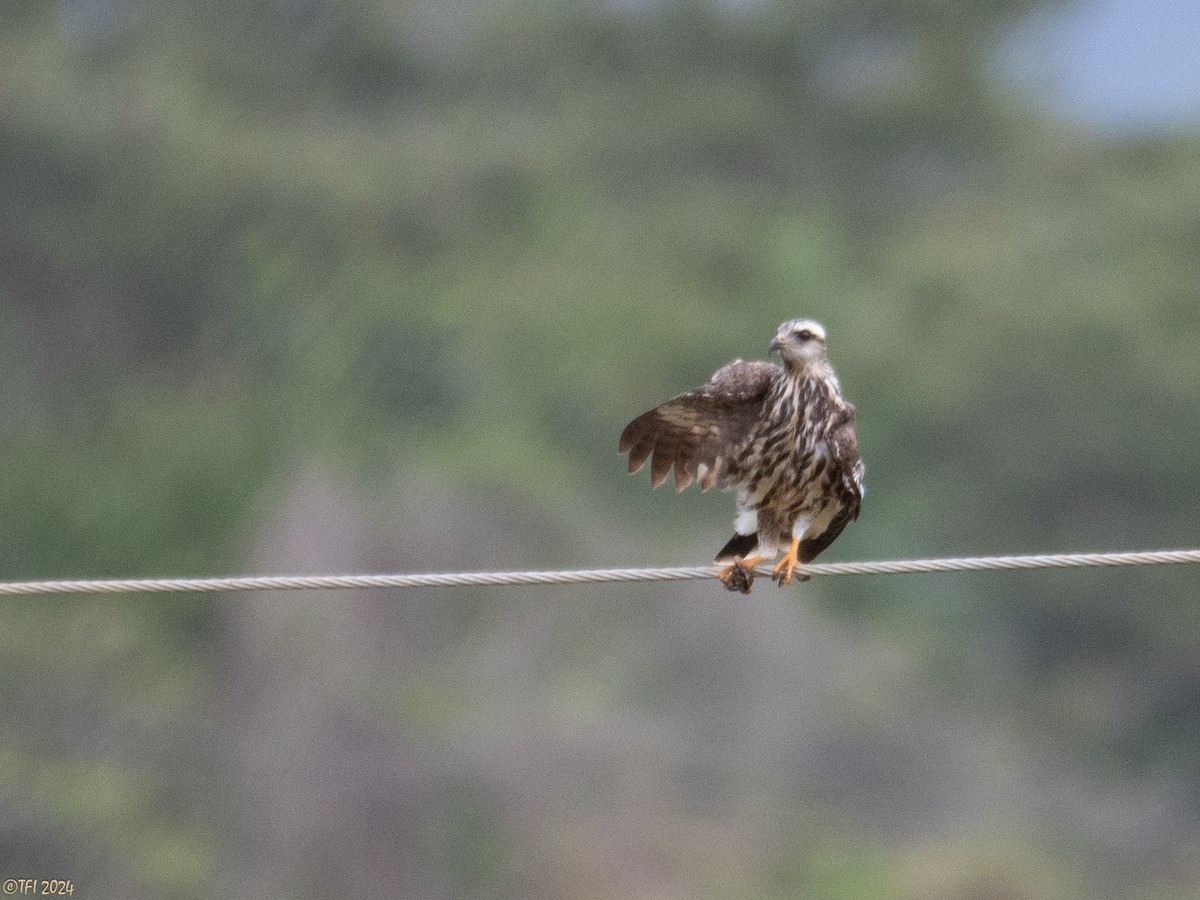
619 319 864 591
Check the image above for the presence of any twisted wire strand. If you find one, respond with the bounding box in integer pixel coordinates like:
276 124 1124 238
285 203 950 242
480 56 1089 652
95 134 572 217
0 548 1197 597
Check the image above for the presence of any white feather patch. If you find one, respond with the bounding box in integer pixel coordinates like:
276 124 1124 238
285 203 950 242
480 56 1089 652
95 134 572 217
734 508 758 535
790 512 814 541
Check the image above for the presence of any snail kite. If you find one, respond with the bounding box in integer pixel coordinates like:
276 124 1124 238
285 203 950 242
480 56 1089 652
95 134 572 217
619 319 864 592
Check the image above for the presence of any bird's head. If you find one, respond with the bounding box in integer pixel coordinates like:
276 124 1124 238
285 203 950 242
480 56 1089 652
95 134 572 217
769 318 829 371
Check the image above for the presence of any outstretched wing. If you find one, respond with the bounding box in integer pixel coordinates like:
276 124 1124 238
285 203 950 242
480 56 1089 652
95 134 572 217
799 405 865 562
619 359 780 491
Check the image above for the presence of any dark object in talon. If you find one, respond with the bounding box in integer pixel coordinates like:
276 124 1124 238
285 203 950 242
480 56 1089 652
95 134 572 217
718 561 756 594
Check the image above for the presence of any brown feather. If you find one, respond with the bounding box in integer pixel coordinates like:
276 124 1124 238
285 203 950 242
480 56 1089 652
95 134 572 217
650 447 672 487
618 359 780 492
674 459 694 491
797 406 864 561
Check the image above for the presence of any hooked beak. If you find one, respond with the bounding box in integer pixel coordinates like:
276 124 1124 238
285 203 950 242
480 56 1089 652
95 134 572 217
768 335 784 356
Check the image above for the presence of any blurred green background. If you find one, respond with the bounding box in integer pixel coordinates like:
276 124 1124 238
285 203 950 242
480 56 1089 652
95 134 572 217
2 0 1199 896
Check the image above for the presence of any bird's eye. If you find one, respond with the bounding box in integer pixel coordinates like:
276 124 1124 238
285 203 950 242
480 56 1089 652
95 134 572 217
795 329 813 341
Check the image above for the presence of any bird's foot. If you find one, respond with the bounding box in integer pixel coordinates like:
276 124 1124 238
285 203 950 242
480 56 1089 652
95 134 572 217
716 556 765 594
771 539 810 586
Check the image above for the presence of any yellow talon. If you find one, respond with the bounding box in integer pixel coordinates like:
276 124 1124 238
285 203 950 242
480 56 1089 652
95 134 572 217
772 539 802 585
717 555 765 579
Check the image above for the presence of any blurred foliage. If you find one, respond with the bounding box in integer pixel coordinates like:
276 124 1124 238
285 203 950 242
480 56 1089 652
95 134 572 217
2 0 1200 896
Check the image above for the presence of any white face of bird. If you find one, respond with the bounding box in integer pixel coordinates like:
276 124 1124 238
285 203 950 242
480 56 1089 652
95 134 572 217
769 319 828 368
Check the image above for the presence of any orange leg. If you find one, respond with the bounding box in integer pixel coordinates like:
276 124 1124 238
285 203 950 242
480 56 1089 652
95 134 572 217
716 555 766 581
772 538 802 585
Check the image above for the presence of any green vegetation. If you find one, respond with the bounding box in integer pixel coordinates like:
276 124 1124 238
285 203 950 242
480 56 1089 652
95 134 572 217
2 1 1198 896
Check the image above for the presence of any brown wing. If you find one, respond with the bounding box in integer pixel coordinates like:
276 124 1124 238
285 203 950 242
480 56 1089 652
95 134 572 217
619 359 780 491
798 405 865 562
